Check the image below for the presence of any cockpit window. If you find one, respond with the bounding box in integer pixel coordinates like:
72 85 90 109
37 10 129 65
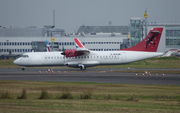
21 55 29 58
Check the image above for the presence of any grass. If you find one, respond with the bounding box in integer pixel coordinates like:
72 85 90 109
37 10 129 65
1 56 180 70
93 56 180 69
57 87 73 99
0 80 180 113
0 91 13 99
39 90 50 99
17 89 27 99
80 91 93 99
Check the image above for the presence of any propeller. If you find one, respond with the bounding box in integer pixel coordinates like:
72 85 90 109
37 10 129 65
61 45 65 55
61 45 66 64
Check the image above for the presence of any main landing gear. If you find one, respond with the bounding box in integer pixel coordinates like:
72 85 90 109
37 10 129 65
21 66 25 71
80 66 86 70
78 64 86 70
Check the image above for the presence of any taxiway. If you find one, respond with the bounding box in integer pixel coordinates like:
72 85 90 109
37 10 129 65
0 69 180 85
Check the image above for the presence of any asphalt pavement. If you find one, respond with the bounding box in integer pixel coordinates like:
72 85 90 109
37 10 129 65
0 69 180 85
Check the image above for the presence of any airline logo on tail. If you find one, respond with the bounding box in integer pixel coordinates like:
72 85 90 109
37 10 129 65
75 38 85 48
119 27 163 52
46 41 50 52
146 30 161 49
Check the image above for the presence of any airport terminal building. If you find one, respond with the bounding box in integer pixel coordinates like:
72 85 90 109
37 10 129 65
0 18 180 59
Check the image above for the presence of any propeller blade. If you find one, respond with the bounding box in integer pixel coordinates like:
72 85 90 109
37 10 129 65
61 52 65 55
61 45 66 64
62 45 65 52
61 45 65 55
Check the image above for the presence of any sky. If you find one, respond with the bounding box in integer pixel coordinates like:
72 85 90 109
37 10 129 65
0 0 180 33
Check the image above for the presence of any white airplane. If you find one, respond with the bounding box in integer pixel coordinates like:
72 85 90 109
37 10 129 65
14 27 163 70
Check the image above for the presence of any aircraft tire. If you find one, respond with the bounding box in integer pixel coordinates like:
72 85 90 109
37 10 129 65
80 66 86 70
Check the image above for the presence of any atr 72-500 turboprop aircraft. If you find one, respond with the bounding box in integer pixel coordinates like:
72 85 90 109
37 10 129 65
14 27 163 70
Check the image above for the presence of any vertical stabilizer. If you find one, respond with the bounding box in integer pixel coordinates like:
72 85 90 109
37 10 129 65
119 27 163 52
46 41 50 52
74 38 85 48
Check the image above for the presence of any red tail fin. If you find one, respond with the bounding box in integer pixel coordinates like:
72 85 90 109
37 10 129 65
119 27 163 52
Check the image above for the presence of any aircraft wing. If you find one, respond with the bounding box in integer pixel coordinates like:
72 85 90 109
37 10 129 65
62 38 90 57
74 38 90 55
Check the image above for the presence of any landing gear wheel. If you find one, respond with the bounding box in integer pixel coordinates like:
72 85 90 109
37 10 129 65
21 66 25 71
80 66 86 70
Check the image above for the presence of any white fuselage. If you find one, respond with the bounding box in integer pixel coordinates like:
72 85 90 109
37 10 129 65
14 51 163 68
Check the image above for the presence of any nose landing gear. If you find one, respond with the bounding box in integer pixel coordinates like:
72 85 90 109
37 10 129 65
21 66 25 71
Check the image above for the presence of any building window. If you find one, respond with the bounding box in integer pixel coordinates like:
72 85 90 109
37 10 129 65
83 42 85 46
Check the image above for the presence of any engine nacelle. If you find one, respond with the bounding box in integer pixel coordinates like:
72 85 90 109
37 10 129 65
63 49 83 57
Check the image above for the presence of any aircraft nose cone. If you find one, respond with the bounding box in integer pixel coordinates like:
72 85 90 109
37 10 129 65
13 60 18 65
